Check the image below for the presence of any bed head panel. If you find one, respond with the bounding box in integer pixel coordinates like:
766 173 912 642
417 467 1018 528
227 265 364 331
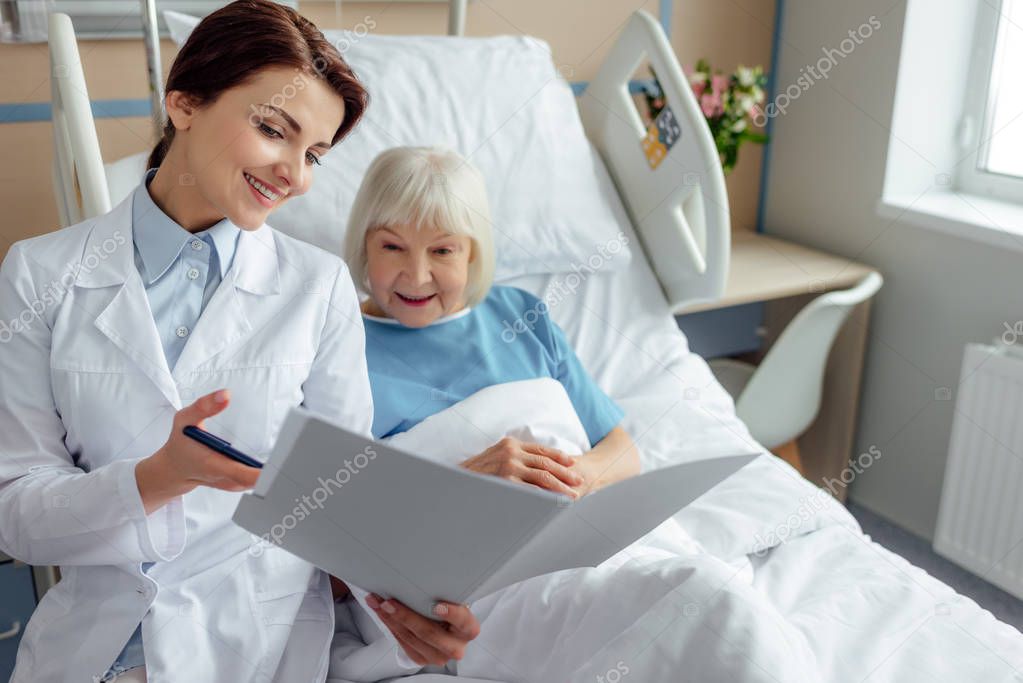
579 10 730 311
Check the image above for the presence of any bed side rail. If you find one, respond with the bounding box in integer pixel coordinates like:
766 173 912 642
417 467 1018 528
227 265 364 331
49 12 110 227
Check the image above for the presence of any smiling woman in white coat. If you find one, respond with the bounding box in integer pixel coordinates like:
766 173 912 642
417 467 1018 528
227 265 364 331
0 2 478 681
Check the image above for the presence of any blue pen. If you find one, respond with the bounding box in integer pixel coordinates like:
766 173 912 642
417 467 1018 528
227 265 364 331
182 425 264 469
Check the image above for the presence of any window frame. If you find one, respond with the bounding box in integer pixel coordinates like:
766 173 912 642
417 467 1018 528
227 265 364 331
957 0 1023 203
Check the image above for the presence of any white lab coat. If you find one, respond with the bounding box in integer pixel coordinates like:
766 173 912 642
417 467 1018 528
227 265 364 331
0 195 374 682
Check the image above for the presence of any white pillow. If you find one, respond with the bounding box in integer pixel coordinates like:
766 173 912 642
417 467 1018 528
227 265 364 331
162 12 631 278
105 151 147 208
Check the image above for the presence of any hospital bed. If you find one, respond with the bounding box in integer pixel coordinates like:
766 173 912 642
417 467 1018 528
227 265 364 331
47 5 1023 681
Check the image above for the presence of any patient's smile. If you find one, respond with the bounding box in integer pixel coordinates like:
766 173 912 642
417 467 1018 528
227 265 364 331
396 292 436 307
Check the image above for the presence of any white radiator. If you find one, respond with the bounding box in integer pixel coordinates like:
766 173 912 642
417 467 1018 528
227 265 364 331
934 342 1023 599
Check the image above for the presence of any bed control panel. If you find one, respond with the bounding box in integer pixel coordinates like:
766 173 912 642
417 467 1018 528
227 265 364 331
642 105 683 169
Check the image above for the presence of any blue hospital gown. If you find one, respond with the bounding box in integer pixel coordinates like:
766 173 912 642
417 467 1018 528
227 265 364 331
363 285 623 446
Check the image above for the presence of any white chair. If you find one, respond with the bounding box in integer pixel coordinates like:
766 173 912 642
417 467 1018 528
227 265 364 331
709 272 883 450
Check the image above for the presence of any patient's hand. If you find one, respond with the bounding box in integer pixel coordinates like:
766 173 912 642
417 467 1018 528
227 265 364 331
459 437 583 498
367 594 481 666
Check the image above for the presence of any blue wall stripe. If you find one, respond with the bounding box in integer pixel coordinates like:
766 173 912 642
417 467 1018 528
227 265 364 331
659 0 673 37
572 78 658 97
0 102 52 124
1 81 661 122
2 1 678 124
2 5 679 126
755 0 785 234
0 98 153 124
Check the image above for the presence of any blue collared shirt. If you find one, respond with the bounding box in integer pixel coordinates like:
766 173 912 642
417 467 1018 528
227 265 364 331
364 285 624 443
131 168 240 370
101 169 240 681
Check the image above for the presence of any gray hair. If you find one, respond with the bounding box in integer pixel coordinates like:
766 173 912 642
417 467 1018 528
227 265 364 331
343 146 495 307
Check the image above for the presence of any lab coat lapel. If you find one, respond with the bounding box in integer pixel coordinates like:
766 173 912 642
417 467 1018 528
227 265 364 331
79 196 181 407
170 226 280 382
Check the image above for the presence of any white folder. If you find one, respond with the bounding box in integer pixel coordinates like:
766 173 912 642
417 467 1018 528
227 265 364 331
233 406 756 616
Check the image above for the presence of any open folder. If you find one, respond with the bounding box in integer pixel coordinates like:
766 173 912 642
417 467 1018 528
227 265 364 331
232 407 757 617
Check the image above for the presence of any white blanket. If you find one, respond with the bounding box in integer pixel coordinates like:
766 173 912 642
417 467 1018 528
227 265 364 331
328 379 822 683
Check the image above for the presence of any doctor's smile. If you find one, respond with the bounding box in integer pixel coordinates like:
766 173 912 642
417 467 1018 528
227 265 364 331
244 171 288 206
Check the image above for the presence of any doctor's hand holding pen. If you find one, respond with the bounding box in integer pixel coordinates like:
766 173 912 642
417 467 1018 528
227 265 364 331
135 389 260 514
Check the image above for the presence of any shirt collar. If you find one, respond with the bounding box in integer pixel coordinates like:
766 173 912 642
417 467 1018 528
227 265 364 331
132 168 241 284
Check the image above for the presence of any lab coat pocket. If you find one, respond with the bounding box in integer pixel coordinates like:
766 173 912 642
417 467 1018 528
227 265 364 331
253 549 330 627
199 360 314 458
254 572 333 681
51 368 171 467
257 586 331 626
265 361 315 450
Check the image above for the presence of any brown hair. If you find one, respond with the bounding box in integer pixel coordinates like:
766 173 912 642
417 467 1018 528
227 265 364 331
147 0 367 169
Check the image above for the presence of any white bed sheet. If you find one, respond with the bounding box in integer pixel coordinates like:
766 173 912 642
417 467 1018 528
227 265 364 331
493 153 1023 680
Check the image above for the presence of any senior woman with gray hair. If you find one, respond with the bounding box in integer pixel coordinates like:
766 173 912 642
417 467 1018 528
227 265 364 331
344 146 641 500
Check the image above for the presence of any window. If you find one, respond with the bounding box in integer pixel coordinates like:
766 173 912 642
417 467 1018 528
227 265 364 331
958 0 1023 202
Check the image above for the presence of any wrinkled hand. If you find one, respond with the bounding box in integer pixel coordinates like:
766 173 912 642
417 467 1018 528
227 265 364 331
459 437 583 498
567 456 598 498
367 594 481 667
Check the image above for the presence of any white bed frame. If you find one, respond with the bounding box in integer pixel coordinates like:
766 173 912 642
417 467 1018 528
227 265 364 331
47 3 729 312
48 12 110 228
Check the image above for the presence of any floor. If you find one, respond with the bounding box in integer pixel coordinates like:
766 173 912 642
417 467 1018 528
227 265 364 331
847 501 1023 632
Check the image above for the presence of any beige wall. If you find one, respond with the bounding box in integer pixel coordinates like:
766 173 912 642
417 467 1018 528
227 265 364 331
0 0 775 259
